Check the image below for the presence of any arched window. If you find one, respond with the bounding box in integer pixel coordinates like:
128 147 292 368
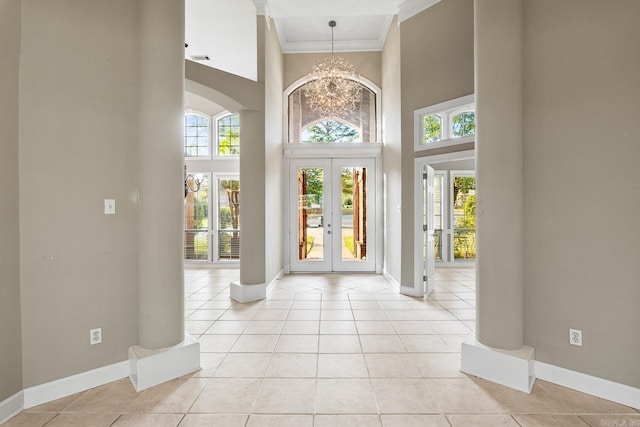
452 112 475 138
184 113 210 157
217 114 240 155
423 114 442 143
288 80 376 143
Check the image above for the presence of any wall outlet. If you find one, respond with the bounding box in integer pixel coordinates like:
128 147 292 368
569 328 582 346
90 328 102 345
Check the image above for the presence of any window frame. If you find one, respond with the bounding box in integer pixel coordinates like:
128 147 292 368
449 170 476 262
214 174 240 263
184 111 212 158
422 113 443 144
450 109 476 139
183 171 212 262
414 94 475 152
184 110 241 159
283 74 382 144
215 112 240 157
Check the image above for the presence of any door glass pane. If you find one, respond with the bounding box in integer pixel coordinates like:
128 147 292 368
453 175 476 259
218 178 240 260
297 167 324 261
340 167 367 262
184 174 209 261
433 174 443 261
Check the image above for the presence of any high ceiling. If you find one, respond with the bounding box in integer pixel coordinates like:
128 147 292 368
185 0 439 80
265 0 440 52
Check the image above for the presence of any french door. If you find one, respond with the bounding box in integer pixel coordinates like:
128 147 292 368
289 158 375 272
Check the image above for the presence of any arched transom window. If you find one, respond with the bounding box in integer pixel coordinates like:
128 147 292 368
288 79 377 143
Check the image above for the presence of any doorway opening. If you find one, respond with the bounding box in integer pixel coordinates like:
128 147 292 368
289 158 376 273
415 150 476 294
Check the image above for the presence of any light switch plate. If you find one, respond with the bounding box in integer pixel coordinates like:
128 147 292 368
104 199 116 214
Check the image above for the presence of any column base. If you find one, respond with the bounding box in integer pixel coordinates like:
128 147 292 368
230 281 266 303
230 271 282 303
399 285 423 297
461 335 535 393
128 334 200 392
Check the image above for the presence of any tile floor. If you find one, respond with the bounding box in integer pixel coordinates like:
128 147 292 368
6 267 639 426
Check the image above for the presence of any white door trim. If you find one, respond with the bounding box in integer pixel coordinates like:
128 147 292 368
286 155 381 273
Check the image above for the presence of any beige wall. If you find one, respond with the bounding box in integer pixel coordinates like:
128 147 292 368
185 26 266 286
185 92 226 117
283 51 382 92
0 0 23 401
400 0 474 286
522 0 640 387
19 0 140 386
264 17 284 282
381 17 402 282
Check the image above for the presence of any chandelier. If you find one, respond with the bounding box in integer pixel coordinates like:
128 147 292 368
304 20 362 118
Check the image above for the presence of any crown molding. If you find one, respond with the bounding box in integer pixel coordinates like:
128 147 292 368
398 0 441 23
252 0 271 16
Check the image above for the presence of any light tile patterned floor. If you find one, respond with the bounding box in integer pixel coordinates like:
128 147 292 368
7 267 639 426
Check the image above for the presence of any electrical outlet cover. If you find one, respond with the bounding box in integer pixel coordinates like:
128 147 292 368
90 328 102 345
569 328 582 346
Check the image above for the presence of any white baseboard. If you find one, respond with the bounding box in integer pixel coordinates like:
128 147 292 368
382 270 401 290
460 336 640 409
535 361 640 410
0 391 24 425
230 269 283 303
129 334 200 392
461 336 535 393
266 270 284 296
23 360 129 409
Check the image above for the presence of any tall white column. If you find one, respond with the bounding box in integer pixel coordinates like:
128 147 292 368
137 0 185 350
461 0 534 393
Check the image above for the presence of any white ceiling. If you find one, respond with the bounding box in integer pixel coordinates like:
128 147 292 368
185 0 440 80
265 0 440 53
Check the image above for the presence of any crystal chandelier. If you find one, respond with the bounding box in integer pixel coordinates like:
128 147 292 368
304 20 362 118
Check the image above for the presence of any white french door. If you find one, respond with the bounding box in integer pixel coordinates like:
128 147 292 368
289 158 375 272
404 160 436 297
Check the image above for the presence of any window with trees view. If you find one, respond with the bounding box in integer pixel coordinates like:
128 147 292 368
452 175 476 260
184 114 210 157
452 112 475 138
423 115 442 143
217 178 240 260
288 80 377 143
184 111 240 157
218 114 240 155
415 95 475 151
184 174 209 261
301 120 360 143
